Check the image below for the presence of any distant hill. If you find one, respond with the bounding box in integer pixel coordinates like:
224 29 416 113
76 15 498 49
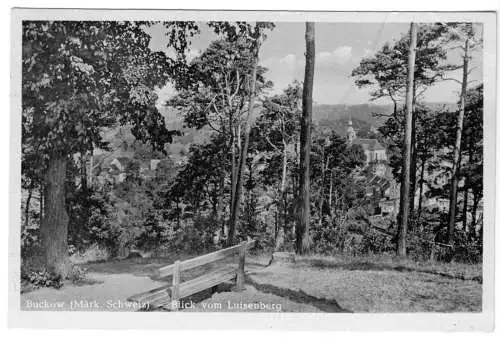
313 102 458 129
155 102 459 161
316 117 374 138
313 104 393 128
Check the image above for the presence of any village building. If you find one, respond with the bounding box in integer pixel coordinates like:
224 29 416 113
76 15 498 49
346 117 387 165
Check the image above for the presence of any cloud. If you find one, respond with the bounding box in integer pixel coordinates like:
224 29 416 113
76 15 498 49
316 46 353 67
332 46 353 64
263 54 304 73
161 48 200 62
362 48 373 57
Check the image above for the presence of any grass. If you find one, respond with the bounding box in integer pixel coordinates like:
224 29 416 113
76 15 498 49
295 253 482 282
245 254 482 312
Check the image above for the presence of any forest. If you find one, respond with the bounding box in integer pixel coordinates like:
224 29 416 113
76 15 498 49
21 21 483 289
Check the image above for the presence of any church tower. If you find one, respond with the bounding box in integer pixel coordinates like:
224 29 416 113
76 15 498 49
346 114 356 144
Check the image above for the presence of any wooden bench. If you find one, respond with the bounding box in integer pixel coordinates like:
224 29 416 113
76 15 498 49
128 240 255 311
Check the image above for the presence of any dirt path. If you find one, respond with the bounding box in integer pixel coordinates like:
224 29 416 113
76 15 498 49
21 272 165 312
20 256 274 312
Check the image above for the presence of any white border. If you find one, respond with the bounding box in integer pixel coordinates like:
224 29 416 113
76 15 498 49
8 8 496 331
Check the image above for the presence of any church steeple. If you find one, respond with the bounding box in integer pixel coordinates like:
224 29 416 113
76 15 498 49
346 111 356 144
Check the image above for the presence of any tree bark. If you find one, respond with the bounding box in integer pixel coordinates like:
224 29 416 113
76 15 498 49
280 142 288 235
447 38 469 245
23 186 33 231
417 158 426 217
227 42 260 246
409 111 418 216
216 170 226 236
39 185 44 221
296 22 315 254
471 191 480 238
463 183 469 234
396 23 417 258
328 172 333 217
230 124 237 219
40 154 70 278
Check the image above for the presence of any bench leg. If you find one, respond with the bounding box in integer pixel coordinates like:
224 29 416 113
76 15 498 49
236 241 247 291
171 260 181 311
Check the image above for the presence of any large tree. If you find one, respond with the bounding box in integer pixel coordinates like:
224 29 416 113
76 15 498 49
296 22 315 254
397 22 418 258
168 22 275 245
441 23 481 245
353 24 451 215
22 21 177 277
253 82 302 243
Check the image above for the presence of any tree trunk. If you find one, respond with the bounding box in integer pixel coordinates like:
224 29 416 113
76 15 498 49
318 156 329 229
447 38 469 245
230 125 237 218
328 172 333 217
216 171 226 236
463 183 469 234
39 185 43 221
296 22 315 254
88 150 93 187
23 186 33 231
417 157 426 217
396 23 417 258
40 154 70 278
409 111 418 217
227 42 260 246
471 191 480 238
281 143 288 235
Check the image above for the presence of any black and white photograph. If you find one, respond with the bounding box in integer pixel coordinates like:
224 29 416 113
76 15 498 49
8 8 496 330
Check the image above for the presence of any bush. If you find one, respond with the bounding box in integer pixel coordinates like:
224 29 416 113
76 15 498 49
360 229 395 255
67 265 88 283
310 215 356 255
452 230 482 264
69 243 110 264
21 269 63 289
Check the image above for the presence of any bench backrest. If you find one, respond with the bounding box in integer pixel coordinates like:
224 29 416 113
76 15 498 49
158 240 255 278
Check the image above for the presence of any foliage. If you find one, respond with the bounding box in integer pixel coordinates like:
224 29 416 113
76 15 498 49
22 21 177 170
21 268 63 289
352 24 450 107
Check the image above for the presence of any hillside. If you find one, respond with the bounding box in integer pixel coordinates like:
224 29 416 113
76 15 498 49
312 102 458 129
97 102 457 166
313 104 393 127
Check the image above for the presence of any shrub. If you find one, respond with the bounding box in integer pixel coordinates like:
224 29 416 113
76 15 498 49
21 269 63 289
452 229 482 264
67 265 88 283
360 229 395 255
69 243 110 264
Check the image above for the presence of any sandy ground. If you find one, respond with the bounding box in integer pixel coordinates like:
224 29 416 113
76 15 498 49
21 272 165 312
182 284 321 313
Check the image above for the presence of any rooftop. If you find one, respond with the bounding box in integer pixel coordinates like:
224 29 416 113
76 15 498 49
353 138 385 151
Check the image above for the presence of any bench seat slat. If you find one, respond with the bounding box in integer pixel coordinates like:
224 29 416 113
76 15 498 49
128 286 170 305
178 268 236 299
129 268 237 310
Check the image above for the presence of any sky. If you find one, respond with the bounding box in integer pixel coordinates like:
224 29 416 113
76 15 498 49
147 22 483 106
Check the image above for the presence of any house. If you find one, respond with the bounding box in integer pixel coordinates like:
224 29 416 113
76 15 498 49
379 198 399 217
346 118 387 165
